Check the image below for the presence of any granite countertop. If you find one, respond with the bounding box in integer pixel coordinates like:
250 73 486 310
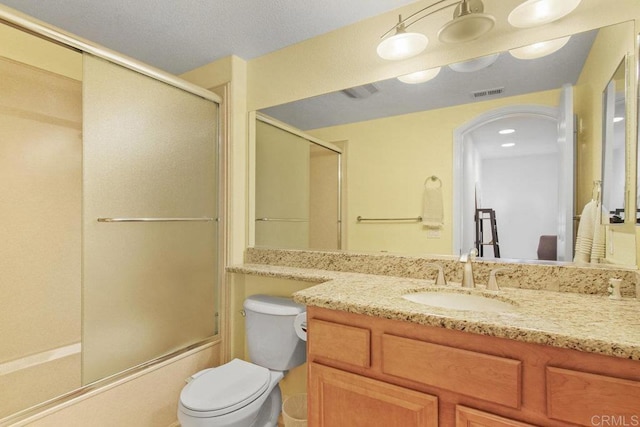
229 264 640 360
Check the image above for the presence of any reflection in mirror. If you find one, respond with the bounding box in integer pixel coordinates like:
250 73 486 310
254 115 342 250
602 58 627 224
255 22 635 266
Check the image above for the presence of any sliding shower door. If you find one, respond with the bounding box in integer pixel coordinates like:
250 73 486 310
255 118 341 250
255 120 311 248
82 55 218 384
0 37 82 417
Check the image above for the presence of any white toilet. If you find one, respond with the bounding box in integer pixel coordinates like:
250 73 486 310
178 295 307 427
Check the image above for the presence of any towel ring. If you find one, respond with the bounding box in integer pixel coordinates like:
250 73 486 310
424 175 442 188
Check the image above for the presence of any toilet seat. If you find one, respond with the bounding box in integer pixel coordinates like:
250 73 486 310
180 359 271 417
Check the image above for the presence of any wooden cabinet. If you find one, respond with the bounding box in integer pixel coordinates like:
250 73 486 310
546 366 640 425
309 363 438 427
456 406 535 427
307 306 640 427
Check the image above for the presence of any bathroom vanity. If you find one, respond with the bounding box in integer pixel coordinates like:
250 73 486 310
230 248 640 427
304 306 640 426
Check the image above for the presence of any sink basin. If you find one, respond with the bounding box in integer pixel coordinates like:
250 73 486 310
402 292 517 313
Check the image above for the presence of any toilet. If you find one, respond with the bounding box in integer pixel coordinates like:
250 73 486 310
178 295 307 427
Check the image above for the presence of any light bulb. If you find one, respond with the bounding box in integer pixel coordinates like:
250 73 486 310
449 53 499 72
509 36 571 60
397 67 441 84
377 30 428 61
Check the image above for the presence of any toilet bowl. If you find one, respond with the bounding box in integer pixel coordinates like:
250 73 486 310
178 359 284 427
178 295 306 427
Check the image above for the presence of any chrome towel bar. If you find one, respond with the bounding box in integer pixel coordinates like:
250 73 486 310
255 217 308 222
357 216 422 222
97 217 216 222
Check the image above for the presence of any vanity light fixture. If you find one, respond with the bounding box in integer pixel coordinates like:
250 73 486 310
377 0 495 61
377 16 429 61
508 0 582 28
509 36 571 60
501 142 516 147
437 0 495 44
499 128 515 135
397 67 441 84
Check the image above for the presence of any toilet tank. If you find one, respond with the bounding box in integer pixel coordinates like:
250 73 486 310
243 295 306 371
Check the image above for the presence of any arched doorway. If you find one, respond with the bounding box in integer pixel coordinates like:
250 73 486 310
452 104 574 261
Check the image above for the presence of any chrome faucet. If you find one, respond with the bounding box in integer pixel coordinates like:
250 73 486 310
460 248 478 288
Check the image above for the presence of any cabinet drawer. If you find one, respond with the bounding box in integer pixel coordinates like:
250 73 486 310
547 366 640 426
382 334 521 408
309 319 370 368
456 406 535 427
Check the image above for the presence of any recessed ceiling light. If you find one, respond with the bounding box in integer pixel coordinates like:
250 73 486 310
501 142 516 148
499 129 515 135
613 116 624 123
397 67 441 84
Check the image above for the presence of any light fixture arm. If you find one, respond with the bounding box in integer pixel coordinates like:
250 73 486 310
380 0 459 39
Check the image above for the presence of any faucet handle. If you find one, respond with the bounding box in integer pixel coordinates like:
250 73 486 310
459 248 478 263
487 268 512 291
424 263 447 286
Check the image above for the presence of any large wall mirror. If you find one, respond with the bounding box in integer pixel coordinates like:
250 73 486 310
252 20 636 266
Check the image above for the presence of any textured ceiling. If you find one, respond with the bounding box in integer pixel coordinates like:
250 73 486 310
0 0 419 74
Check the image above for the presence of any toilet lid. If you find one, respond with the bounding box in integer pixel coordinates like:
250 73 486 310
180 359 271 416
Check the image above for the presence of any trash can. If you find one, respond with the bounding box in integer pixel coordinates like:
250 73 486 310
282 393 307 427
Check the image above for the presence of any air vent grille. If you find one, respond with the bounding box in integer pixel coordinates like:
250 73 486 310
471 87 504 98
341 84 379 99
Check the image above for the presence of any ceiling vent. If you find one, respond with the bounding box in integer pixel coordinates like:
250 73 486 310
341 84 379 99
471 87 504 99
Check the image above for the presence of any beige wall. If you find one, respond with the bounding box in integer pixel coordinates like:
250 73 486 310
309 90 561 254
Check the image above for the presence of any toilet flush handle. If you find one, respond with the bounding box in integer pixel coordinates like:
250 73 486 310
185 368 214 383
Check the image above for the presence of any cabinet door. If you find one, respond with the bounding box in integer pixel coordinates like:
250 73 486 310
456 406 534 427
309 363 437 427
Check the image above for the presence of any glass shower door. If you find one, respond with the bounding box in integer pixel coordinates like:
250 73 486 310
82 55 218 384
